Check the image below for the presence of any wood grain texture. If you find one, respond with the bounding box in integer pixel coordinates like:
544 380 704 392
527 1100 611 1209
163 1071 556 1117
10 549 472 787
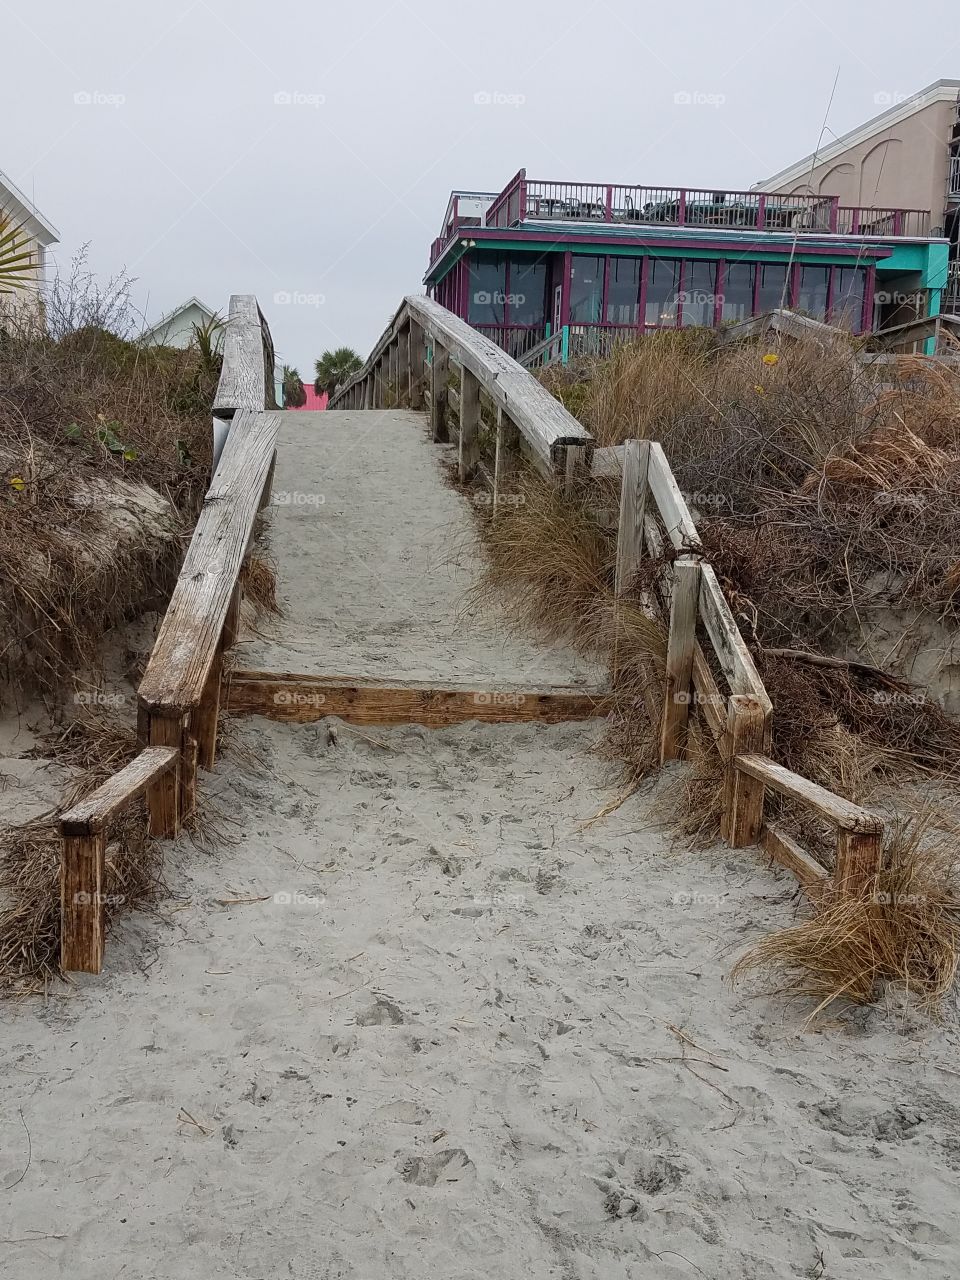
214 295 269 416
615 440 649 597
698 564 771 712
60 747 178 837
835 829 883 893
762 823 829 897
459 366 481 482
430 346 450 442
226 671 607 728
722 696 767 846
138 409 278 711
660 557 700 762
646 443 702 552
60 829 107 973
145 713 185 838
735 753 883 833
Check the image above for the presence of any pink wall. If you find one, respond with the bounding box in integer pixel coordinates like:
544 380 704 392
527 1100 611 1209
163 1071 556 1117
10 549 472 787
291 384 329 410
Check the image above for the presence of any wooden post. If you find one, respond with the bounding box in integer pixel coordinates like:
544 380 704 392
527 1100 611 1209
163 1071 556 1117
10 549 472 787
362 376 373 409
223 583 242 649
431 345 450 442
562 444 590 496
615 440 650 597
722 695 766 847
195 648 224 771
835 829 882 895
388 342 398 403
398 327 411 408
143 709 185 838
60 829 107 974
660 557 700 763
408 320 424 407
459 366 481 482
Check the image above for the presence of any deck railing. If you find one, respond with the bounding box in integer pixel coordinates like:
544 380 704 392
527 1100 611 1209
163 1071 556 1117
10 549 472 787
60 294 278 973
428 170 931 265
331 297 886 900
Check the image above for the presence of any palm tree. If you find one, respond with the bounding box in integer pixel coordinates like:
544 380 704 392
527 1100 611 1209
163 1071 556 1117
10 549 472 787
282 364 307 408
314 347 362 399
0 209 36 293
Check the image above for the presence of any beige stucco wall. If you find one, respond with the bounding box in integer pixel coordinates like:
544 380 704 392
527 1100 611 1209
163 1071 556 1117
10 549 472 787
771 100 954 232
0 234 46 328
143 303 221 350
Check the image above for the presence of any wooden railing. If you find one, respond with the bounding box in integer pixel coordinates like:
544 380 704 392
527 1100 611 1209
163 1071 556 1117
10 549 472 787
329 295 594 482
335 299 885 899
60 294 278 972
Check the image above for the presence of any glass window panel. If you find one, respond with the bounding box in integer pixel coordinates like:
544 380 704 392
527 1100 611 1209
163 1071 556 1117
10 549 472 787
756 263 789 312
833 267 866 331
645 258 681 327
796 265 830 320
680 259 718 327
508 258 548 326
721 262 755 322
468 254 507 324
569 255 603 324
605 257 642 325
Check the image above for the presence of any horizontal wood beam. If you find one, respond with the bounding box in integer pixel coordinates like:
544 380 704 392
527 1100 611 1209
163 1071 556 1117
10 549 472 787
213 294 273 417
735 753 883 833
761 822 829 898
225 671 608 728
60 747 179 837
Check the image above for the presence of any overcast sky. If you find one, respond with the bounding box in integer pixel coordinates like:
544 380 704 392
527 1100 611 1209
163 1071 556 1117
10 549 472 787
4 0 959 374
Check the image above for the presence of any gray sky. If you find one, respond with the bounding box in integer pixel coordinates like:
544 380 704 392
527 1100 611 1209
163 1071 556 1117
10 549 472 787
5 0 959 375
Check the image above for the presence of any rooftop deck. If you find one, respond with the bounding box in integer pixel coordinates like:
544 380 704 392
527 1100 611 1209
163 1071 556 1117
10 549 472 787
429 168 932 266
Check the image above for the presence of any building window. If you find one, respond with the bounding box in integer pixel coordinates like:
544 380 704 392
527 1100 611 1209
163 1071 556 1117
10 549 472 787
468 254 507 325
680 260 718 327
756 263 790 313
721 262 755 323
570 255 604 323
795 265 830 321
606 258 642 324
832 267 866 331
508 258 548 326
645 258 681 327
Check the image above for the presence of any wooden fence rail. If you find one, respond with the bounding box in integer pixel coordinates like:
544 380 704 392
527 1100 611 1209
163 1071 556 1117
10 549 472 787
60 294 277 973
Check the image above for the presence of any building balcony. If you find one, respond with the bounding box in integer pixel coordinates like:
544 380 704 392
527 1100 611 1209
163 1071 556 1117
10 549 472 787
429 169 932 267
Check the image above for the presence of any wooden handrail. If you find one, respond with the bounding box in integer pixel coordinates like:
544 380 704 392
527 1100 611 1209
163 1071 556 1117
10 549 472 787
213 294 278 416
330 296 594 475
60 747 178 972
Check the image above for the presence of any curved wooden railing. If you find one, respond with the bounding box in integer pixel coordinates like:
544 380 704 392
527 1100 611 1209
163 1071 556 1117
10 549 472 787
334 298 885 902
60 294 277 972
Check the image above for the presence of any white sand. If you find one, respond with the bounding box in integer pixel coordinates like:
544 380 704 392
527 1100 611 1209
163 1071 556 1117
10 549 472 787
2 410 959 1279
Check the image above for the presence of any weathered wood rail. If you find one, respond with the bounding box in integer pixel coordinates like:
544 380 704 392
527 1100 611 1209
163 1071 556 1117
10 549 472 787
334 299 885 901
60 294 277 972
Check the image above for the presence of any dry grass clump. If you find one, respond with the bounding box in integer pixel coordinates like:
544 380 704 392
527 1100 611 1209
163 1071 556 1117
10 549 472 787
240 551 282 616
734 817 960 1012
0 255 218 707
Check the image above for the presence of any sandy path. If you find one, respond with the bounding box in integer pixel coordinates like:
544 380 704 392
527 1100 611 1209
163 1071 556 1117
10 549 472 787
239 409 598 686
2 409 960 1279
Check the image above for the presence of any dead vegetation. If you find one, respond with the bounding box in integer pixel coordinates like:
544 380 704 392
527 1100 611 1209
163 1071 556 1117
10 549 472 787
477 329 960 1011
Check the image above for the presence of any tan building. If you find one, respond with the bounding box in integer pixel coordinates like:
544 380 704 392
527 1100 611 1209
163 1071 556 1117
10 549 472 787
0 167 59 322
756 80 960 317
